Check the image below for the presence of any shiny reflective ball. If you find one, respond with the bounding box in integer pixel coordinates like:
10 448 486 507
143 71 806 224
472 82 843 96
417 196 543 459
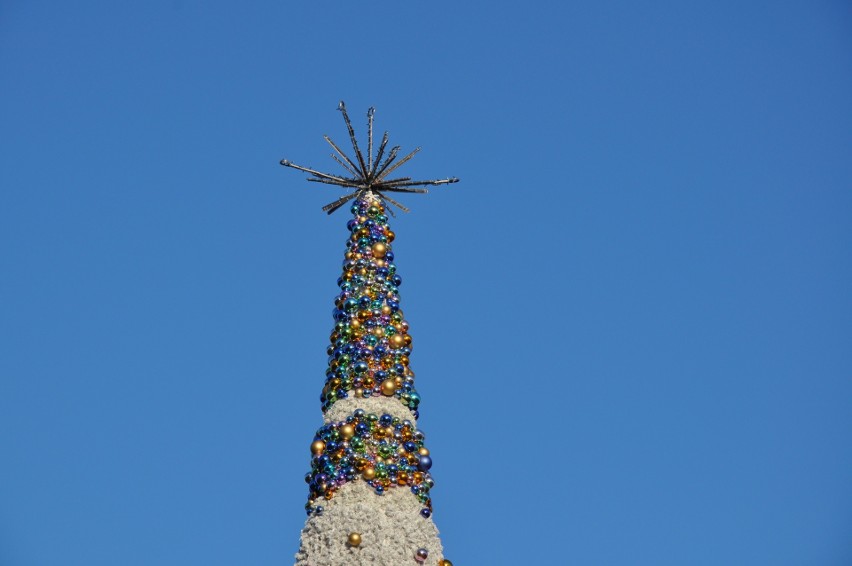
415 548 429 563
371 242 387 258
310 441 325 455
347 532 362 547
381 379 397 396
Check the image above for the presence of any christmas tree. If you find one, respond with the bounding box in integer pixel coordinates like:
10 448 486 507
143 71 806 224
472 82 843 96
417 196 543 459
282 102 458 566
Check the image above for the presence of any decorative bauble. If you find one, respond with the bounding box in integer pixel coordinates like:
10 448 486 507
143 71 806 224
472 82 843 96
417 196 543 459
310 441 325 455
414 548 429 563
389 333 405 348
362 467 376 480
340 424 355 439
418 447 430 456
381 379 397 396
438 560 453 566
347 532 362 547
371 242 387 258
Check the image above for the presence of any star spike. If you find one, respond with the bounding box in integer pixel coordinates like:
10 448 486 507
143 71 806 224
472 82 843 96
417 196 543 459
281 101 459 214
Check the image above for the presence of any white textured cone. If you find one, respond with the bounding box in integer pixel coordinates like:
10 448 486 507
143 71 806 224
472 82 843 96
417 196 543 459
294 480 443 566
295 397 444 566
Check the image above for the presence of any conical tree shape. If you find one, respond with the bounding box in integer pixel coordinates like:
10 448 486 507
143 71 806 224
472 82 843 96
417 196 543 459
295 195 451 566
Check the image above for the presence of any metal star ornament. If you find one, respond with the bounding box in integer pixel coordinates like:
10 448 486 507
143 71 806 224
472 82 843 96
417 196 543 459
281 101 459 215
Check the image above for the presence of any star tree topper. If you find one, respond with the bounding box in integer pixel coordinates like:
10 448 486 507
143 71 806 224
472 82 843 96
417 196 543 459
281 101 459 214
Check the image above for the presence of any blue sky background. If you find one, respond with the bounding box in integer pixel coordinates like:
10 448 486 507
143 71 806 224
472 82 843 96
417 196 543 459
1 1 851 565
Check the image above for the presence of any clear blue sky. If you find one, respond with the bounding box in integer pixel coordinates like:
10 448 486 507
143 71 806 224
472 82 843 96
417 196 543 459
1 1 850 565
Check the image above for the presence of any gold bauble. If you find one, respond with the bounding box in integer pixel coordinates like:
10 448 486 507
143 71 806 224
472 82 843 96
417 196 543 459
389 334 405 348
340 424 355 439
419 447 430 456
354 388 364 398
381 305 392 315
439 560 453 566
363 467 376 480
310 440 325 455
371 242 387 258
347 532 362 547
381 379 397 396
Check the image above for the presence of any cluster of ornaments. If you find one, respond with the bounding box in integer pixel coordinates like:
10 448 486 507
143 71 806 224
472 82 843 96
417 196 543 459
322 199 420 416
305 410 434 516
304 196 454 564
